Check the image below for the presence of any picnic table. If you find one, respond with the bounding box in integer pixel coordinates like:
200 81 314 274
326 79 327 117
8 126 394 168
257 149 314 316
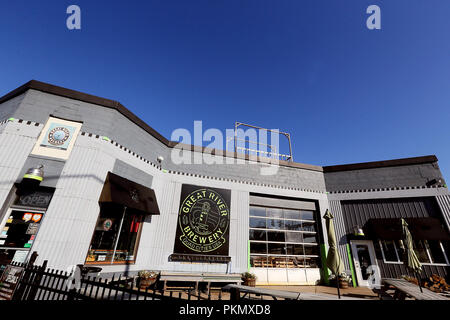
222 284 365 301
381 278 450 300
159 272 242 295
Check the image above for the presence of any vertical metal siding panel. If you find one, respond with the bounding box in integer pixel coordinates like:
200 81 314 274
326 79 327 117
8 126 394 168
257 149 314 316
0 130 37 205
32 138 116 269
436 195 450 232
329 200 350 271
339 197 450 280
143 178 180 272
233 190 250 273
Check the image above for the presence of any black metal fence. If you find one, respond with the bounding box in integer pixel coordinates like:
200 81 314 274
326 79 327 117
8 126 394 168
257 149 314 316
2 261 228 301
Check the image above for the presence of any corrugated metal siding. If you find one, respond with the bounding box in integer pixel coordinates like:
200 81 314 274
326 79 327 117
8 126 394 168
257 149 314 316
340 197 449 280
436 194 450 233
132 177 180 272
31 133 163 270
1 120 329 275
328 200 351 271
229 190 250 273
32 136 116 269
0 122 41 218
340 197 443 229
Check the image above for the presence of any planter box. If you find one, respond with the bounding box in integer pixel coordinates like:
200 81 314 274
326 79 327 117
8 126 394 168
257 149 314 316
339 279 349 289
243 279 256 287
330 278 350 289
139 277 157 289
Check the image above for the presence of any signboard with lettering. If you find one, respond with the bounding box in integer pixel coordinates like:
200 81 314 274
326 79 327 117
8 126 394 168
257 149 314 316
173 184 231 257
30 116 82 160
14 190 53 209
0 265 24 300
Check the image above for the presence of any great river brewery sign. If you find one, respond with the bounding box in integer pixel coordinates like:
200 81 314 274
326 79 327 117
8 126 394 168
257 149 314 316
173 184 231 256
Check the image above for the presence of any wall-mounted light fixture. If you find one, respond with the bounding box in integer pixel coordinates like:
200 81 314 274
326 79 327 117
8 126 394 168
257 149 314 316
353 225 365 236
23 165 44 182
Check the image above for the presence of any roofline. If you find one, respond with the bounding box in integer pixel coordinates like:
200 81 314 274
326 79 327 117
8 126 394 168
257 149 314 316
0 80 170 145
322 155 438 173
0 80 439 173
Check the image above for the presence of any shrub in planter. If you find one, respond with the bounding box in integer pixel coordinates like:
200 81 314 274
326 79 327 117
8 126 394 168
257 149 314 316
241 272 256 287
329 272 351 288
138 270 158 289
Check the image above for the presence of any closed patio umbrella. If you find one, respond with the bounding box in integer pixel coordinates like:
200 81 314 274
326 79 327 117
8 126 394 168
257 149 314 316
323 209 344 299
401 218 423 293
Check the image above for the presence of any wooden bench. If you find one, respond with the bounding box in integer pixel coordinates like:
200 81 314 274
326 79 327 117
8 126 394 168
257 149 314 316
159 272 242 295
222 284 365 301
381 278 450 300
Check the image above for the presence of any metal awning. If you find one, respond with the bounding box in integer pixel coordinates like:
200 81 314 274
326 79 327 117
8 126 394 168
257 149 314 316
367 217 450 241
99 172 160 215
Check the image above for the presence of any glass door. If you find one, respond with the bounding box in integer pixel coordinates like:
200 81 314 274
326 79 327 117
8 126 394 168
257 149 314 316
350 240 379 287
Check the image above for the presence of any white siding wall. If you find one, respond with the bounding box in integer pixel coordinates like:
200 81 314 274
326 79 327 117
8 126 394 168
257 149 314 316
0 120 330 281
0 121 41 213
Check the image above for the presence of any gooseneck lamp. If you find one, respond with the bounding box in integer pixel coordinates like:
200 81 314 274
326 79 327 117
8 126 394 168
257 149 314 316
23 165 44 182
353 225 365 236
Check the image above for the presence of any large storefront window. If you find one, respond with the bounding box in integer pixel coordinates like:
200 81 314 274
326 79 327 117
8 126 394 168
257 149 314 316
86 204 143 264
249 205 320 268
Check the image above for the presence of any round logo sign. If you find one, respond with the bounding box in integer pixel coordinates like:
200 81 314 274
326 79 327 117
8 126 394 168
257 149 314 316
102 219 113 231
48 127 70 145
178 188 230 253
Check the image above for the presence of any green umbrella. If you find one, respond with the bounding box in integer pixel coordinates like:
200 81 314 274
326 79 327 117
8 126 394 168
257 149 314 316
401 218 423 293
323 209 344 298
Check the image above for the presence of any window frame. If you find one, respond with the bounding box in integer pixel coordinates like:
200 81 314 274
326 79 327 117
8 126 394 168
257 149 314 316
249 205 320 269
378 239 450 266
85 205 144 265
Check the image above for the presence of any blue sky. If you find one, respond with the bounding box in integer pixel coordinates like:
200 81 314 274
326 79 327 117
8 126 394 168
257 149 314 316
1 1 449 180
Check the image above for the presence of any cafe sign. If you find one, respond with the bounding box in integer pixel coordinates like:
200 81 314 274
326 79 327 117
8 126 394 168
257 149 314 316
0 265 24 300
173 184 231 256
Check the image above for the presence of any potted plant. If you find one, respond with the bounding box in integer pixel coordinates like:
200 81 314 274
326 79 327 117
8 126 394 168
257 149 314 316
241 272 256 287
329 272 351 289
138 270 158 289
338 272 351 288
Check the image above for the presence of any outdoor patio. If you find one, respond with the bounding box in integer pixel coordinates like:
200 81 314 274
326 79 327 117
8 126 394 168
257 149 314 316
257 285 379 300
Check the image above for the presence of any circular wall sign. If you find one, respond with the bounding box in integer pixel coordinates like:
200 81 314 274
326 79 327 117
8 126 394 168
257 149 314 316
102 219 113 231
47 127 70 145
178 188 230 253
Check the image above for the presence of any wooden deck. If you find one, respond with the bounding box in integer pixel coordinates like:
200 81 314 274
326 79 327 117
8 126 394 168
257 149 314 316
381 278 450 300
222 284 365 300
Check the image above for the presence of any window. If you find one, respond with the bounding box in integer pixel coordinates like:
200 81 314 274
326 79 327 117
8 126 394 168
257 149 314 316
427 240 447 264
413 240 431 263
249 229 266 241
249 217 266 229
379 239 449 265
380 240 401 263
86 204 144 264
249 205 320 269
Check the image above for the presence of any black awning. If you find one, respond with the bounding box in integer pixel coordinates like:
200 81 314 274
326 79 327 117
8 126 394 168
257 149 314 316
367 217 450 241
99 172 160 215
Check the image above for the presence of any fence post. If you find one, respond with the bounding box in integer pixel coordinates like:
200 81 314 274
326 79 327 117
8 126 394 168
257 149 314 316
67 287 77 301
